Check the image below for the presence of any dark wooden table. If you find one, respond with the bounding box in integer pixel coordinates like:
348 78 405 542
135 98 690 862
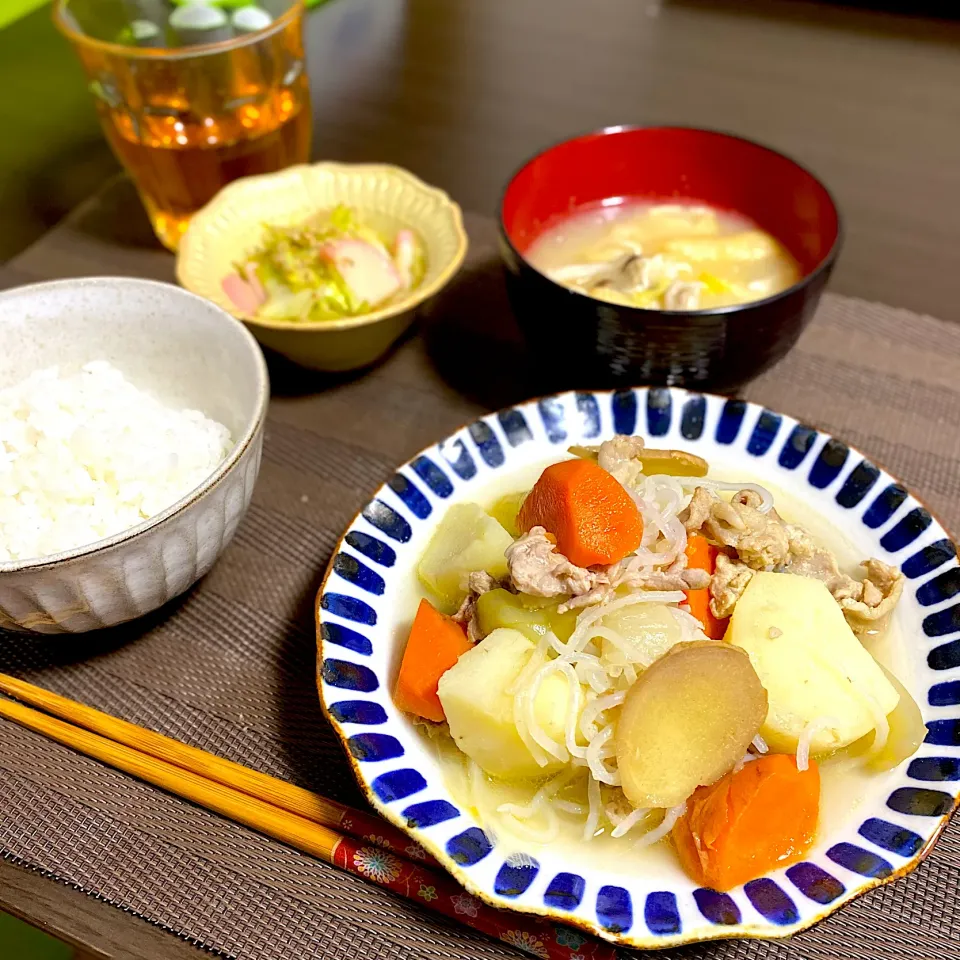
2 1 960 957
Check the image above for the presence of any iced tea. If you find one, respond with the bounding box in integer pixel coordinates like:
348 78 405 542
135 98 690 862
54 0 312 251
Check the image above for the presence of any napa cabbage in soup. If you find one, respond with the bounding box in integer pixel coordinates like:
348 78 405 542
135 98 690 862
526 201 801 311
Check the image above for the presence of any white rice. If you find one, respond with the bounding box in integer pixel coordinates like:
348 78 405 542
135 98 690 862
0 362 232 562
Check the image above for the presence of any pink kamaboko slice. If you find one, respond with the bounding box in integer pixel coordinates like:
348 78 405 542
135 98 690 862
394 229 419 289
321 239 402 306
222 272 267 315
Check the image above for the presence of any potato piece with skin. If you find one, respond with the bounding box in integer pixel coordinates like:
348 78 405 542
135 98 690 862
417 503 513 611
617 641 768 809
727 572 900 756
437 628 582 779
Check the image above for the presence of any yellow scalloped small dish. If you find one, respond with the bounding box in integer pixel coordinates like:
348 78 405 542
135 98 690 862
176 163 468 371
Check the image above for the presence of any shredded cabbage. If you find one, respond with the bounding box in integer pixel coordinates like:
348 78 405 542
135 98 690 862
239 204 424 323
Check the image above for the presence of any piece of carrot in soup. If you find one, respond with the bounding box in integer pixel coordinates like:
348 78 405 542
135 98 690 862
672 753 820 892
393 598 473 722
517 458 643 567
682 534 728 640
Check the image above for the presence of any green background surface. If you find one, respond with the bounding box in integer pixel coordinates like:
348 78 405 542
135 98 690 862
0 912 73 959
0 0 48 31
0 0 329 30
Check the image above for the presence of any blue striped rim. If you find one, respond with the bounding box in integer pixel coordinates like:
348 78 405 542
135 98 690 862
438 437 477 479
785 862 845 904
362 499 412 542
880 507 932 552
494 860 539 897
596 885 633 933
543 872 585 911
328 700 387 725
921 603 960 637
333 553 385 595
644 891 681 935
446 827 493 866
746 410 782 456
858 818 924 857
929 681 960 706
646 387 671 437
923 607 960 640
680 395 706 439
411 455 454 497
836 460 880 508
612 390 638 435
344 531 396 568
903 539 957 579
715 399 746 445
320 622 372 656
388 473 432 519
320 593 377 626
371 768 427 803
778 424 817 469
924 599 960 639
826 842 892 878
928 640 960 670
538 397 567 442
886 786 954 817
743 879 799 925
498 409 534 446
347 733 403 762
863 483 908 529
809 439 849 489
917 568 960 607
468 421 505 467
402 799 460 828
693 889 741 925
576 392 601 438
925 718 960 745
321 659 378 692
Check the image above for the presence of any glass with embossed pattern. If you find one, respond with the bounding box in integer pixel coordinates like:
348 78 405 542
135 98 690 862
54 0 312 251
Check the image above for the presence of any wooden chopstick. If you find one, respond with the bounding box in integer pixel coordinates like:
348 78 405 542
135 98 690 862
0 681 617 960
0 692 350 858
0 672 420 861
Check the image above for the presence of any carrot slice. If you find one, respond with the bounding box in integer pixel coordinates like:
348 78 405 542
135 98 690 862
672 753 820 891
517 458 643 567
394 599 473 722
683 534 728 640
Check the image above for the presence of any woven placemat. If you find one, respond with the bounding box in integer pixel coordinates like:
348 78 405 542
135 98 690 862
1 199 959 959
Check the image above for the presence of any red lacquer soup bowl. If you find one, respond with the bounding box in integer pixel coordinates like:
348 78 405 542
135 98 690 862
499 126 841 392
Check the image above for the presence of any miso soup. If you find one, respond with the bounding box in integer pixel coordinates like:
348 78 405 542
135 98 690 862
526 201 801 311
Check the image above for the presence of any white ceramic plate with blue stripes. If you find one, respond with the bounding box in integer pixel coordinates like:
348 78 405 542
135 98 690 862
316 387 960 950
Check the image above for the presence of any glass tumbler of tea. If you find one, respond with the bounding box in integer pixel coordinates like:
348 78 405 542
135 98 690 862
54 0 312 251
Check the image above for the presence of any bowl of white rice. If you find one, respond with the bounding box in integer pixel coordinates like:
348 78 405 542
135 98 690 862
0 276 269 633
